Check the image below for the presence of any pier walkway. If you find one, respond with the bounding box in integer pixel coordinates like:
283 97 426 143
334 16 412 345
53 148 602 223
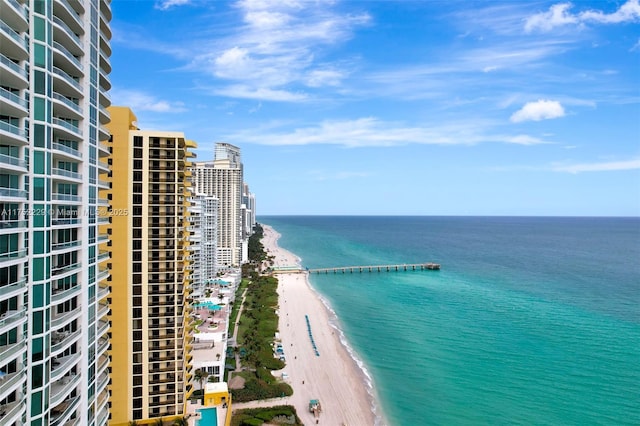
271 263 440 274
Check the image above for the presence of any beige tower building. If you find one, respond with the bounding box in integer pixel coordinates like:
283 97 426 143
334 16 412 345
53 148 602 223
192 143 244 268
105 107 195 424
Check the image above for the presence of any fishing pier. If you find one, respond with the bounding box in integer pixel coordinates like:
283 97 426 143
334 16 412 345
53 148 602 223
270 263 440 274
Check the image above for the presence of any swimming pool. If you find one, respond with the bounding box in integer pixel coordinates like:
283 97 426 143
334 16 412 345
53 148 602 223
196 301 222 311
197 407 218 426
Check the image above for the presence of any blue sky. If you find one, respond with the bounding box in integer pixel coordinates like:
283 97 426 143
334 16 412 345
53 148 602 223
110 0 640 216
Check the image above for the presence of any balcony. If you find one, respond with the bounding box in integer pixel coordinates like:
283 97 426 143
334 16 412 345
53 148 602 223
0 248 26 266
96 401 109 426
52 142 82 160
96 233 109 244
52 66 82 98
52 92 83 119
50 395 80 426
52 41 83 75
52 15 82 55
0 370 26 403
97 284 109 300
0 86 28 116
51 217 81 227
52 117 82 139
96 266 109 282
51 329 80 356
0 219 27 234
0 119 27 145
96 355 109 378
51 309 79 329
0 340 26 366
0 19 28 61
52 167 83 182
0 399 25 426
97 159 109 172
0 53 28 90
1 0 29 29
51 262 81 277
51 239 81 253
52 284 81 304
96 318 109 336
50 371 81 408
95 371 109 395
98 104 110 124
0 278 26 299
52 0 83 36
0 187 26 199
0 307 26 334
0 153 27 173
97 250 109 263
96 337 109 358
96 302 109 319
52 193 81 202
98 123 109 142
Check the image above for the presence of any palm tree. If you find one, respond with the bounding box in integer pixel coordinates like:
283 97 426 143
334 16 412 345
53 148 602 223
128 422 138 426
173 417 189 426
194 368 209 393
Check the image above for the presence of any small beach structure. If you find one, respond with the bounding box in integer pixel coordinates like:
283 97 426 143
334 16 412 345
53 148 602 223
309 399 322 418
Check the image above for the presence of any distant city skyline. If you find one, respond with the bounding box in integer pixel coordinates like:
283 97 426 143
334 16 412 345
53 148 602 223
110 0 640 216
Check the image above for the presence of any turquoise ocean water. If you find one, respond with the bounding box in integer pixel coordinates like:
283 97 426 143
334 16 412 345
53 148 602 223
259 216 640 426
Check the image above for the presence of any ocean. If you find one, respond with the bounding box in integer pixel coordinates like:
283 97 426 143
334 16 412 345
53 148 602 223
258 216 640 426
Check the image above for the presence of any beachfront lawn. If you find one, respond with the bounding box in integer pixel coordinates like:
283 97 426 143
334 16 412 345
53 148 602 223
230 405 302 426
237 275 282 369
230 371 293 403
228 279 249 337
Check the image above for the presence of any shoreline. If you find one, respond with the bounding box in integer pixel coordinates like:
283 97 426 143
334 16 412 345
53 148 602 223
261 224 386 425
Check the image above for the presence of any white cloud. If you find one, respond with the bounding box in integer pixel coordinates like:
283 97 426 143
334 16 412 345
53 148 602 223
525 0 640 33
155 0 190 11
525 3 578 33
632 38 640 51
305 69 345 87
225 117 550 147
213 85 308 102
510 99 565 122
111 90 187 113
185 0 370 101
506 134 550 145
553 158 640 173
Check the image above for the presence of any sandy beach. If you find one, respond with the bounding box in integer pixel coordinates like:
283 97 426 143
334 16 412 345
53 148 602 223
258 225 380 425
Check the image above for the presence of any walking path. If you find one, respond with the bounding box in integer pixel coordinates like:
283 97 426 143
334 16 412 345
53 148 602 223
231 288 248 372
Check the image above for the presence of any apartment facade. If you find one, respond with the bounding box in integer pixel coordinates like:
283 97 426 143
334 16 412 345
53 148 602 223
1 0 112 424
105 107 195 424
192 143 244 268
188 194 218 295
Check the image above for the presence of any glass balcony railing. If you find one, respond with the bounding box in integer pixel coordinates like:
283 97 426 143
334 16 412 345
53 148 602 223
52 66 82 92
0 187 27 198
52 117 82 136
0 20 28 51
52 92 82 114
52 167 82 180
52 142 82 158
0 87 28 109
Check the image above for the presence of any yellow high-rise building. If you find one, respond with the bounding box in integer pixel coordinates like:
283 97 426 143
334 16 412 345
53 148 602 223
105 107 195 424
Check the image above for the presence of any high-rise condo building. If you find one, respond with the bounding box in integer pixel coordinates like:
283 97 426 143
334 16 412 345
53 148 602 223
241 183 256 260
105 106 196 424
192 143 244 268
188 194 218 294
0 0 112 424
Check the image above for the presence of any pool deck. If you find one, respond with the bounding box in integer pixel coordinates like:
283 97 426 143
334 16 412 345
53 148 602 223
185 400 228 426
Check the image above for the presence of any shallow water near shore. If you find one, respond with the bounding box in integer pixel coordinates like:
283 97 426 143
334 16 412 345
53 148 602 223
259 216 640 426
